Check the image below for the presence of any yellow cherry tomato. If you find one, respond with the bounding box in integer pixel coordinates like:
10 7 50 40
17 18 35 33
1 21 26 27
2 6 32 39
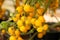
37 32 43 38
37 27 43 32
16 6 23 13
9 36 16 40
15 29 20 37
1 29 6 34
17 20 23 28
18 37 24 40
8 26 15 35
19 26 27 33
43 24 48 31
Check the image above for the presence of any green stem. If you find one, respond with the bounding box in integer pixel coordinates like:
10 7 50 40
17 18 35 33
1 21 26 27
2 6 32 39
42 0 52 15
7 18 12 22
30 0 37 6
54 15 60 22
29 32 38 40
25 0 29 4
38 0 43 6
27 28 35 34
26 0 31 4
21 28 35 35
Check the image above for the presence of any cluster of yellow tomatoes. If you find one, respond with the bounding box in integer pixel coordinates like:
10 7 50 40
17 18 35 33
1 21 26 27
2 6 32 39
0 0 49 40
0 27 23 40
0 0 59 40
11 1 49 39
8 26 23 40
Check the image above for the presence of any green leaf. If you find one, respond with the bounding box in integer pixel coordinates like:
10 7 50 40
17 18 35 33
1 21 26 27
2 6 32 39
0 21 9 30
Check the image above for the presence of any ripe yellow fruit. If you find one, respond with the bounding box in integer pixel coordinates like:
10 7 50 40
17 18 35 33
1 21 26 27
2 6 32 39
35 20 42 27
12 17 18 22
25 17 31 25
37 8 44 15
43 24 48 31
9 36 16 40
35 3 40 8
37 27 43 32
31 18 36 25
16 6 23 13
25 19 30 25
25 25 31 30
17 20 23 28
1 29 6 34
27 16 32 20
18 37 24 40
12 13 20 22
15 13 20 19
29 7 34 12
8 27 15 35
21 16 26 22
29 13 34 17
24 4 34 12
24 4 30 12
15 29 20 37
19 26 27 33
38 16 45 23
37 32 43 38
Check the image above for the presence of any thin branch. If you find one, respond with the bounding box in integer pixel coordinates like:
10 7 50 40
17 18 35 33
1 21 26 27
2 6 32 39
29 32 38 40
42 0 52 15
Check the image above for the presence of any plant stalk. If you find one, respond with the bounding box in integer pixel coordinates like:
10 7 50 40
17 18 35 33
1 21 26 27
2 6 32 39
29 32 38 40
